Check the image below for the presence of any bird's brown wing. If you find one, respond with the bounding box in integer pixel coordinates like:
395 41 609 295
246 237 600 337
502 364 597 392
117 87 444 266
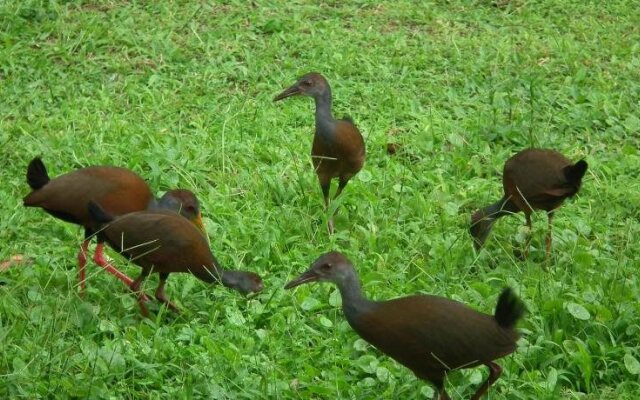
102 211 212 274
503 149 574 211
334 120 365 178
24 167 151 225
350 296 517 380
312 120 365 182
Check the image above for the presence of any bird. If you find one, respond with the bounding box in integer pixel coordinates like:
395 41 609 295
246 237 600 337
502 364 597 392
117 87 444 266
470 148 588 258
23 157 206 297
274 72 366 234
87 202 264 316
285 251 525 400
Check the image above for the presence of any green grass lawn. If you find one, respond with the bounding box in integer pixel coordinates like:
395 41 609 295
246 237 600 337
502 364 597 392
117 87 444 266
1 0 639 398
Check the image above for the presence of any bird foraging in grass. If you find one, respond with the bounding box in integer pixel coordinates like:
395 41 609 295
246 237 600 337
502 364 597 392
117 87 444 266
470 148 588 259
88 202 264 317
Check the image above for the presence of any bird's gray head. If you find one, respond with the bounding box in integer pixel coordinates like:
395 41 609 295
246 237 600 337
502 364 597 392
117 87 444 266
274 72 330 101
284 251 354 289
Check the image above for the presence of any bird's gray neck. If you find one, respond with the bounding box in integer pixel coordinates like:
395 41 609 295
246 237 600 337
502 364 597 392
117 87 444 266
147 197 160 210
196 266 248 293
484 196 516 219
220 270 246 291
192 257 226 285
314 89 335 141
336 270 375 322
148 196 180 213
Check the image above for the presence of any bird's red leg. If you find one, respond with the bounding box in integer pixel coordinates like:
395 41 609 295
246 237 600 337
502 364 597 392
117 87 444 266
430 379 450 400
130 267 152 318
470 362 502 400
320 179 334 234
523 213 533 259
93 242 150 302
77 240 89 297
155 273 180 312
328 178 350 233
545 212 555 259
327 218 335 235
333 178 348 200
321 181 331 211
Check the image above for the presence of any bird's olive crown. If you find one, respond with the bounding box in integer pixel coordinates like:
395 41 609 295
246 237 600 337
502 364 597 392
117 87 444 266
310 251 352 281
295 72 328 95
159 190 200 219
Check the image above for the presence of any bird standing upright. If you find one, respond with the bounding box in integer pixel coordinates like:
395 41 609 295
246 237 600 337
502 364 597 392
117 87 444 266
88 203 264 316
274 72 366 234
23 157 206 297
285 251 525 399
470 148 588 258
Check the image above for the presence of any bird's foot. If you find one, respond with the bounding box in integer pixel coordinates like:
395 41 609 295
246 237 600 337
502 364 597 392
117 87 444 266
327 218 335 235
155 294 180 313
78 274 86 299
138 302 151 318
128 282 151 304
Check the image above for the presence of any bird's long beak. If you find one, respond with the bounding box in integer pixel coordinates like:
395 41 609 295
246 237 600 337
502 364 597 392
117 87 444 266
274 84 301 102
284 269 318 289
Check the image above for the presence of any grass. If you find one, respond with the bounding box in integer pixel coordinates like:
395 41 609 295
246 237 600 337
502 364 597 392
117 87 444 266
1 0 639 398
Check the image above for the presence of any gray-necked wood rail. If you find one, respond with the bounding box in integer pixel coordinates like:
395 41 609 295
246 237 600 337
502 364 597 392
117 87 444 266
23 157 206 297
88 202 264 316
285 251 525 400
274 72 366 234
470 149 588 258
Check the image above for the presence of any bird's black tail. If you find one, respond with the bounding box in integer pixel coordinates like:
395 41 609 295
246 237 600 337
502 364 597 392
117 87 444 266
563 159 588 185
494 288 526 329
26 157 50 190
87 201 114 225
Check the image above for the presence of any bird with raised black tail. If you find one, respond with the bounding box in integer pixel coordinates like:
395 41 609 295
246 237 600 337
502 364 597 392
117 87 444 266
471 149 588 258
285 251 525 400
274 72 366 234
23 157 206 297
88 202 264 317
